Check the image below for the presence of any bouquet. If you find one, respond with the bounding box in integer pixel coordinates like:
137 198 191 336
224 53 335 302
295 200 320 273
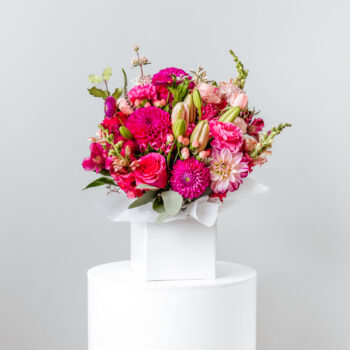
82 46 291 223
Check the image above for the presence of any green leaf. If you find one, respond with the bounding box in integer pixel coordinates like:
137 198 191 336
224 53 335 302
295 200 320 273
83 177 117 190
136 183 159 190
112 88 123 100
156 211 169 224
88 87 109 100
99 169 111 176
102 66 112 81
88 74 103 84
152 197 165 213
161 190 183 216
128 190 158 209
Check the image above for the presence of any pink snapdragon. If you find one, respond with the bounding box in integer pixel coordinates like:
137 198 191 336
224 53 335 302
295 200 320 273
82 143 107 173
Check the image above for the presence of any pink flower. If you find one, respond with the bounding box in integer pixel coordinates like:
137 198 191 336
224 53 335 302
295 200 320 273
210 149 248 193
170 158 210 199
126 106 171 151
218 79 242 100
196 83 221 104
210 121 243 153
152 67 190 85
202 103 219 121
117 172 144 198
82 143 107 173
229 93 248 109
104 96 117 119
243 135 258 153
233 117 247 134
248 118 264 136
134 153 168 189
128 84 157 103
117 97 134 115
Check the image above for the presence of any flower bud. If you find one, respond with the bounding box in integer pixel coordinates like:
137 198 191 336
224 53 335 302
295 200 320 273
172 119 187 139
192 89 202 118
184 93 196 123
219 106 241 123
171 102 190 125
119 126 133 140
190 120 209 152
181 147 190 160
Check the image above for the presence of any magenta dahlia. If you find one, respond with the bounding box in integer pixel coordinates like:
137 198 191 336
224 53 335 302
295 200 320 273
170 158 210 199
152 67 191 85
128 84 157 103
125 106 171 151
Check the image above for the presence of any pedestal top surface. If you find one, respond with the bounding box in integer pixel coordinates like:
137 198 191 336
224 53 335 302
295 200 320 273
88 261 256 290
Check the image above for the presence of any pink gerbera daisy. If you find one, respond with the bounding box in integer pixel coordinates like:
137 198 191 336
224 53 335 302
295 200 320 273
126 106 171 151
170 158 210 199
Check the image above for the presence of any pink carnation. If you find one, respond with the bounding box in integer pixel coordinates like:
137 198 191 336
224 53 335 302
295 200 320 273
134 153 168 189
152 67 191 85
126 106 171 151
170 158 210 199
128 84 157 103
82 143 107 173
202 103 219 121
210 121 243 153
210 149 248 193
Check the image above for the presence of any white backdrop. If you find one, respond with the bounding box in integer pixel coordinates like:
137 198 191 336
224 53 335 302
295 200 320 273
1 0 350 349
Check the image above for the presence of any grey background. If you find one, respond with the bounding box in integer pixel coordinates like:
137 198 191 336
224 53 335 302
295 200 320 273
1 0 349 349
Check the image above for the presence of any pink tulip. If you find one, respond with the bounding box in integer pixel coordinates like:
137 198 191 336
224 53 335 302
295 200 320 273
229 93 248 109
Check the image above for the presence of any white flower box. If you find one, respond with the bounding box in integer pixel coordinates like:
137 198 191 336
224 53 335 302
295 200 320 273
130 218 216 281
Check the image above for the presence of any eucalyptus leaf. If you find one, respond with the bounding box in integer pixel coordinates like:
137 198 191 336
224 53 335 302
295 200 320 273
128 190 158 209
83 177 117 190
136 183 159 190
161 190 183 216
152 197 165 213
156 211 169 224
112 88 123 100
88 87 109 100
102 66 112 81
88 74 103 84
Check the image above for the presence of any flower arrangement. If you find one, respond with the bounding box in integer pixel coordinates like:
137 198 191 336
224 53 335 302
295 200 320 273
83 46 291 223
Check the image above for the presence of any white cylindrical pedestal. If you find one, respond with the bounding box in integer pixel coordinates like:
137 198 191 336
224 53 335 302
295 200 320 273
88 261 256 350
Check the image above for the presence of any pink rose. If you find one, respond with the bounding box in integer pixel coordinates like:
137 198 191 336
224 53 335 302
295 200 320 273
197 83 221 104
210 121 243 153
134 153 168 188
117 97 134 115
229 93 248 109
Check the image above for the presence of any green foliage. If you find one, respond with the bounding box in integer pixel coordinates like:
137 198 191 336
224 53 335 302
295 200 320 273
169 77 190 106
88 87 109 100
88 74 103 84
161 190 183 216
128 190 158 209
121 68 134 110
156 211 169 224
136 184 159 190
102 66 112 81
152 197 165 213
83 177 117 190
112 88 123 100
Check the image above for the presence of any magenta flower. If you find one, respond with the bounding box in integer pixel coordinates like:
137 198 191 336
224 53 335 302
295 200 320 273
202 103 219 121
82 143 107 173
128 84 157 103
170 158 210 199
104 96 117 119
248 118 264 136
134 153 168 189
152 67 191 85
210 149 248 193
210 121 243 153
126 106 171 151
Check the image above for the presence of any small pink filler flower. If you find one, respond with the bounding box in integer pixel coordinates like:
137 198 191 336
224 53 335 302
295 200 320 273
210 148 248 193
170 158 210 199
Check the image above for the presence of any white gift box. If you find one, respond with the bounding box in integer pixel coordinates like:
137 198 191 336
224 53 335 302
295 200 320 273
130 218 216 281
